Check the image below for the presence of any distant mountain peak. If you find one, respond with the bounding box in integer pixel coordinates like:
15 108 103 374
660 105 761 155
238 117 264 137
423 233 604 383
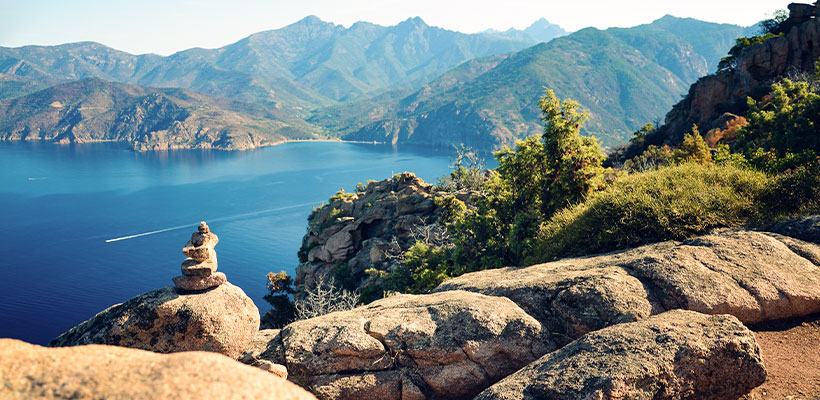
399 16 428 27
296 15 327 25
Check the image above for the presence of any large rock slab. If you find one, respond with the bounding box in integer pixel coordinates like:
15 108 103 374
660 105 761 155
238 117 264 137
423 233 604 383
436 229 820 341
260 290 546 400
475 310 766 400
50 282 259 359
0 338 316 399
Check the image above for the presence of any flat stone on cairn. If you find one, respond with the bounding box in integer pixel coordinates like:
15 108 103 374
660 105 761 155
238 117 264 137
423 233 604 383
173 221 226 291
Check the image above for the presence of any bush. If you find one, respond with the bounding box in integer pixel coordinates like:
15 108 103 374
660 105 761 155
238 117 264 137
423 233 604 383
261 271 296 329
736 78 820 172
293 275 359 320
528 163 770 263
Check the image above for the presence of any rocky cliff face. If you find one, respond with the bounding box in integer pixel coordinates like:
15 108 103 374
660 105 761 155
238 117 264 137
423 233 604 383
655 3 820 144
295 172 460 296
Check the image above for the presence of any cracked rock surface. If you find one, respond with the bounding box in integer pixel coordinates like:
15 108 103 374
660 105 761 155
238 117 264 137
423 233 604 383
436 227 820 347
49 282 260 359
475 310 766 400
258 290 546 400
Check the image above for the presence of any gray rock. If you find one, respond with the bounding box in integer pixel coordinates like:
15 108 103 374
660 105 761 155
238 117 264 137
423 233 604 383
50 282 260 359
475 310 766 400
769 214 820 244
436 228 820 341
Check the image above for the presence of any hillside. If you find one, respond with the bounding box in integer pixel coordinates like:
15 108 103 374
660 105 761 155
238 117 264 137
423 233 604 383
0 16 533 109
0 78 324 150
341 16 749 150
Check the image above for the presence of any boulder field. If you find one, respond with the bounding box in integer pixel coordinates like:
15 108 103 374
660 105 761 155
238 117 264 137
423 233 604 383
9 214 820 399
243 216 820 399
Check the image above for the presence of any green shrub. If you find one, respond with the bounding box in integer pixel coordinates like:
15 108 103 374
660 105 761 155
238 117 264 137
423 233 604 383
527 163 770 263
261 271 296 329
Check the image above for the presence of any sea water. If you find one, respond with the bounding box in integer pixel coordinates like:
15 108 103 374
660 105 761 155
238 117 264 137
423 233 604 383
0 141 457 344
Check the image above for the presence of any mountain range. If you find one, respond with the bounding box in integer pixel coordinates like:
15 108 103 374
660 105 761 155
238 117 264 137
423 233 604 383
339 16 757 149
0 15 756 151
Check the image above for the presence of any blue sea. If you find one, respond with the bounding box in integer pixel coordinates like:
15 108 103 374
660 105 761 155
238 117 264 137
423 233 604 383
0 141 457 345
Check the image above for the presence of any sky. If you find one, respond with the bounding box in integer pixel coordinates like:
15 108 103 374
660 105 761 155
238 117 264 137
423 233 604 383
0 0 794 55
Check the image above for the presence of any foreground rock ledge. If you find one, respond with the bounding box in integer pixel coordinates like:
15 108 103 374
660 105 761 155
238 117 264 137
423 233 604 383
50 282 260 359
475 310 766 400
258 290 547 400
0 338 316 399
436 228 820 348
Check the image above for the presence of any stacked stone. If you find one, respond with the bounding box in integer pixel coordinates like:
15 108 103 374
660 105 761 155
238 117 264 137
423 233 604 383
173 221 227 291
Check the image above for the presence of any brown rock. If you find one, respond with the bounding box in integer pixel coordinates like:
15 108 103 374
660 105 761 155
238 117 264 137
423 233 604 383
0 339 316 399
181 257 217 276
255 359 289 378
183 241 215 262
173 271 227 291
475 310 766 400
50 282 260 359
264 291 545 400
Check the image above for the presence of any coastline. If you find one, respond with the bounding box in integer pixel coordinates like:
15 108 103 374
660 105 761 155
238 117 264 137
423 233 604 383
0 137 389 152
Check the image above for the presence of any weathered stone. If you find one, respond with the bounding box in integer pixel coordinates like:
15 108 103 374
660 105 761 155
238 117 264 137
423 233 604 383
183 241 214 262
295 173 448 297
181 257 217 276
263 291 545 400
255 359 289 378
50 282 260 359
198 221 210 233
436 227 820 338
190 230 218 247
769 214 820 244
475 310 766 400
0 339 315 400
173 271 226 291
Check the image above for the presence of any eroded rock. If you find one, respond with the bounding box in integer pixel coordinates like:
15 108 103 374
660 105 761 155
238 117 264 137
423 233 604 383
436 228 820 341
0 338 315 399
50 282 260 359
260 290 546 400
475 310 766 400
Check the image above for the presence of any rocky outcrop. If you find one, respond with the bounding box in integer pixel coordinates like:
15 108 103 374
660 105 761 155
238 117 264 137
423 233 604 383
0 338 316 399
240 329 289 378
655 4 820 144
296 173 457 296
435 228 820 348
475 310 766 400
256 291 546 400
50 283 259 359
50 224 260 359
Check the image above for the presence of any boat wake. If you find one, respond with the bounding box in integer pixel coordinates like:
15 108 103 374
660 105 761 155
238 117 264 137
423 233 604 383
104 201 320 243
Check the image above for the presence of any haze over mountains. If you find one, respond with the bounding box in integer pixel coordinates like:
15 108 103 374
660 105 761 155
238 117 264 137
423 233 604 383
0 14 755 150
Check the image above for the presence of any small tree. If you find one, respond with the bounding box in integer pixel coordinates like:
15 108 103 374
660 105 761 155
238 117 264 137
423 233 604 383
261 271 296 329
539 89 606 216
674 125 712 164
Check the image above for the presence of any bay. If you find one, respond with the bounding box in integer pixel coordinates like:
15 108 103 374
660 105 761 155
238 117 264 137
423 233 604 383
0 141 457 344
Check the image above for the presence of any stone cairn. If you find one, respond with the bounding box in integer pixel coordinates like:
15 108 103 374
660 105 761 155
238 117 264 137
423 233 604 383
173 221 227 291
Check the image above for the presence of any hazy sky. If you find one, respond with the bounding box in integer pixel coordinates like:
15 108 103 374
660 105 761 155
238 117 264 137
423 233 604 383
0 0 793 55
